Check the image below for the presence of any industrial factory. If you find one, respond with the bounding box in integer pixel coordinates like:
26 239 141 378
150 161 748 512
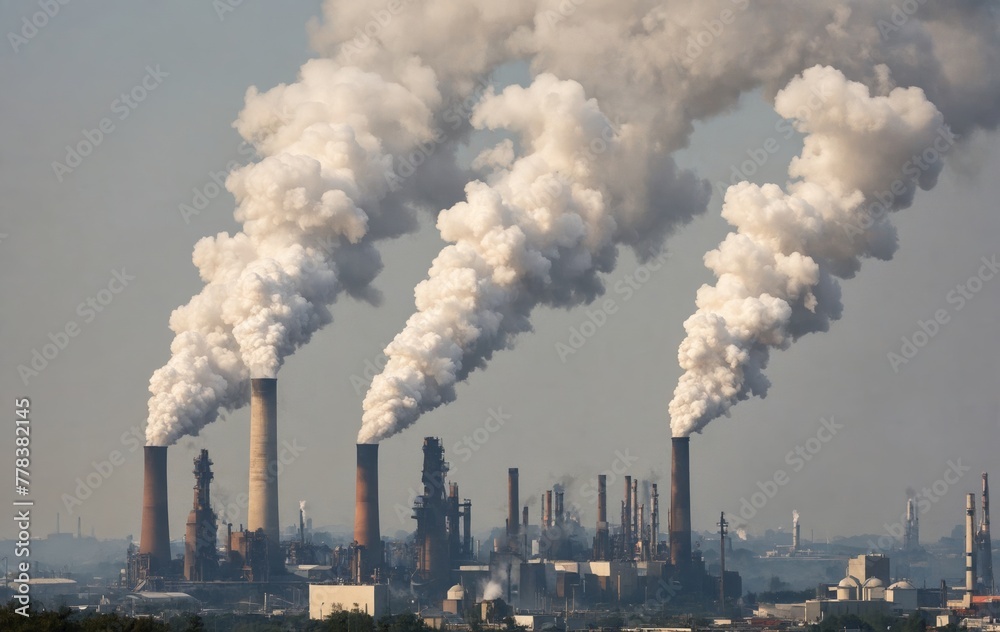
123 375 749 621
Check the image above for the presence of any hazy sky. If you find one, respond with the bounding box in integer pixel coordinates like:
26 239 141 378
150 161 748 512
2 2 998 551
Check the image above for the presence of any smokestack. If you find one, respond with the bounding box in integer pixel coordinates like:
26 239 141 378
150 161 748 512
982 472 995 594
792 511 800 552
140 446 171 574
248 378 282 573
522 506 528 530
670 437 692 572
624 475 632 552
968 492 977 602
508 468 519 537
555 489 564 526
354 443 382 581
598 475 608 524
594 474 610 561
639 503 646 561
632 479 639 545
300 506 306 545
651 483 659 561
545 490 553 527
905 498 914 550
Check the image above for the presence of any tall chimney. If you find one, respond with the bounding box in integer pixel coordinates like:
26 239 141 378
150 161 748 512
598 475 608 524
792 516 800 552
980 473 995 594
670 437 692 573
522 506 528 529
545 490 553 527
651 483 659 560
248 378 282 573
593 474 610 561
967 492 977 603
508 468 519 537
632 479 639 546
639 503 646 561
555 489 564 526
140 445 171 574
354 443 382 581
624 475 632 552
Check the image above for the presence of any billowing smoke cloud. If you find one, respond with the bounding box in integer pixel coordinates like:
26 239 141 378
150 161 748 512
793 510 800 527
145 1 527 445
145 60 447 446
148 0 1000 447
359 74 707 443
669 66 949 437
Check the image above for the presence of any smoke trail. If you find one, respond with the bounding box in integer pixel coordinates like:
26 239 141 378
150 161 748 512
792 510 800 526
359 74 708 443
144 0 536 445
145 61 446 446
669 65 949 437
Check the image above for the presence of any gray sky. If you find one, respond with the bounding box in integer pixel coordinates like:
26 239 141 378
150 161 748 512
2 2 998 548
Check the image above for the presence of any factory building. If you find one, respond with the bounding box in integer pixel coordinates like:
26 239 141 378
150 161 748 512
129 399 743 617
308 584 388 620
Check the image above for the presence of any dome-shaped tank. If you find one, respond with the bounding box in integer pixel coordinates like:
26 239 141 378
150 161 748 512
862 577 885 601
837 576 860 600
447 584 465 601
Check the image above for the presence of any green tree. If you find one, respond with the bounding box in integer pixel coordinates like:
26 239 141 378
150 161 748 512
376 612 432 632
325 607 375 632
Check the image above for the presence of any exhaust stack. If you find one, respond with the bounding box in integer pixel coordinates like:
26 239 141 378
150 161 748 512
248 377 282 573
624 475 632 553
651 483 660 560
670 437 692 572
508 468 519 538
355 443 382 581
545 490 553 527
140 446 171 574
967 492 977 604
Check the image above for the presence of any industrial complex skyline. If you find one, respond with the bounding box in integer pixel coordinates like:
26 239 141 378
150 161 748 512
3 0 1000 559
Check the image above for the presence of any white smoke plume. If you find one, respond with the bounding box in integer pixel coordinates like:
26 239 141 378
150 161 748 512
144 0 546 446
483 580 504 601
669 66 949 437
358 1 1000 445
147 0 1000 446
145 60 447 446
793 510 800 527
359 74 707 443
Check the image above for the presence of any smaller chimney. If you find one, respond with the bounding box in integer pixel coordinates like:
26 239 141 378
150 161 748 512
508 468 519 537
624 475 632 550
792 511 800 552
651 483 659 560
967 492 977 604
632 479 639 545
544 490 553 527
